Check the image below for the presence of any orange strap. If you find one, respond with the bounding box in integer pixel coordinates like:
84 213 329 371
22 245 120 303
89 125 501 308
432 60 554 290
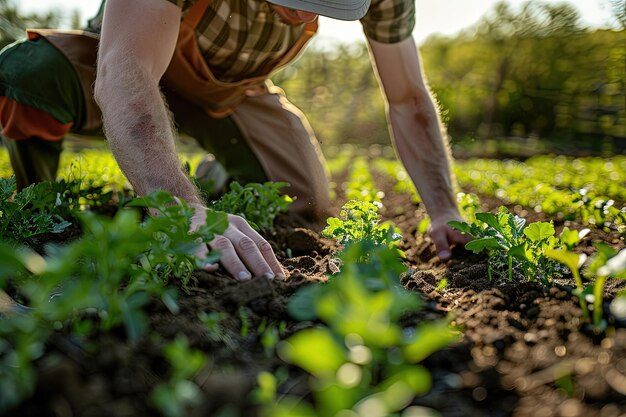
0 96 72 141
183 0 212 29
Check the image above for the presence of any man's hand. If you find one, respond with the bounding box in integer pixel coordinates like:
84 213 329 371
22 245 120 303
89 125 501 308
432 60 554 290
428 212 472 261
190 205 285 281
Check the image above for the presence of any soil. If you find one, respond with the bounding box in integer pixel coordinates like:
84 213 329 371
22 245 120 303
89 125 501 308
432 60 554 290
6 168 626 417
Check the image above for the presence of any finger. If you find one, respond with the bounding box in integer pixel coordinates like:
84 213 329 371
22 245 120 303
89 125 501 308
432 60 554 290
429 228 451 261
222 226 276 279
191 241 218 271
450 229 473 245
210 235 252 281
231 218 285 280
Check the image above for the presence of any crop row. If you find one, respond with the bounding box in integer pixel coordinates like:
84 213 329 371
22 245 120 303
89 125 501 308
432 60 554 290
454 156 626 232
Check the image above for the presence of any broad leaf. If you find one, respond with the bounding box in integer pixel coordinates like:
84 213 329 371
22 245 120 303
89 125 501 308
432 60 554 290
524 222 555 242
465 237 503 253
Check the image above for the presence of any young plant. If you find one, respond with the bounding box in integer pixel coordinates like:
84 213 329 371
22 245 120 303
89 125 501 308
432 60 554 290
150 335 208 417
0 177 71 245
549 241 626 330
268 241 458 417
0 190 228 412
322 200 401 254
449 206 567 283
210 181 293 231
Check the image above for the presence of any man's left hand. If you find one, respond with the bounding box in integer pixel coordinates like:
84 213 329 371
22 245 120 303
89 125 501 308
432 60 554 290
428 213 472 261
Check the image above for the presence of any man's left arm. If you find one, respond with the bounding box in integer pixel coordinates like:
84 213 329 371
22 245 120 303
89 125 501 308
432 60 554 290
367 35 470 260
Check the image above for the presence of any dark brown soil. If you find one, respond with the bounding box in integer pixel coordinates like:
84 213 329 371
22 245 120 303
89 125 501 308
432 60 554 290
7 168 626 417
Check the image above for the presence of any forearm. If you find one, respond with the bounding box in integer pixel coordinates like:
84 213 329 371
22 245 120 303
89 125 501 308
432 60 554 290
367 36 458 219
388 96 458 218
94 59 201 204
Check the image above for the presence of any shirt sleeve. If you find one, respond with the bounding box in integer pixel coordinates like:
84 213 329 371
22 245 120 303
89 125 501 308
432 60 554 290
360 0 415 44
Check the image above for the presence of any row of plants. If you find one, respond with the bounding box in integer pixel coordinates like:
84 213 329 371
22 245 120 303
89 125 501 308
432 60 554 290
454 156 626 232
448 207 626 331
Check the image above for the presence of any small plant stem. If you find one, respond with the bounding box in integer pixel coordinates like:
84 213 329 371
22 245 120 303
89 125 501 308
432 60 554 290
508 255 513 281
571 269 590 322
593 275 607 328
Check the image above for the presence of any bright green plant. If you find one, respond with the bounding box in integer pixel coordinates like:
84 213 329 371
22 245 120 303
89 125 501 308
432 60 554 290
150 335 208 417
0 177 71 245
548 242 626 330
210 182 293 231
0 190 228 412
266 241 457 417
322 200 401 254
449 207 568 283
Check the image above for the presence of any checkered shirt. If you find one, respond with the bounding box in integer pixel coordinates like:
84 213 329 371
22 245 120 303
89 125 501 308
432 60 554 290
89 0 414 82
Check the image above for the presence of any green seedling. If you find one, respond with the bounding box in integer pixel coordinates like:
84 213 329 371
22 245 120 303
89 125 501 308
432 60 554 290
210 182 293 231
0 190 227 412
449 206 567 283
0 177 71 245
550 243 626 330
322 200 401 255
150 335 208 417
271 241 457 417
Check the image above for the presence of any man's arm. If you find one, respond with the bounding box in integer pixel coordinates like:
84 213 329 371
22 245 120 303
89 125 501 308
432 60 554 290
367 36 470 260
94 0 284 279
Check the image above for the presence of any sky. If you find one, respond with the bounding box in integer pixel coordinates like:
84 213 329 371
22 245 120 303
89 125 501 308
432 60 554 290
17 0 618 45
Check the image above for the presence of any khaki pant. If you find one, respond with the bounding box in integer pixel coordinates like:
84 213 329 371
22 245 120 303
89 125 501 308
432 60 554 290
0 34 331 222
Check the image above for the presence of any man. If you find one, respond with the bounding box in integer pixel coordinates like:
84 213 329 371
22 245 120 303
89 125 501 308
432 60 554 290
0 0 468 280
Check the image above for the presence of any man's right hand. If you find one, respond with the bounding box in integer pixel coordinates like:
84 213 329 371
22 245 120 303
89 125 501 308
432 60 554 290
190 205 285 281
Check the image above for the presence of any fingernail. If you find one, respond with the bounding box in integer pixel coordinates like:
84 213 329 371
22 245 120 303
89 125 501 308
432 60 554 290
276 273 286 281
438 250 451 260
261 273 275 280
238 271 252 281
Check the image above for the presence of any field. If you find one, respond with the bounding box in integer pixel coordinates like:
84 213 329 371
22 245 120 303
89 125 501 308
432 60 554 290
1 145 625 417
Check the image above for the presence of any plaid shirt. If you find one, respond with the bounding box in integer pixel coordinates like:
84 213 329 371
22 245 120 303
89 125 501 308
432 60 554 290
89 0 414 82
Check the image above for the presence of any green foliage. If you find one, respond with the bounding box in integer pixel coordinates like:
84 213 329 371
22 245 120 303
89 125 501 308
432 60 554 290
150 335 208 417
322 200 401 253
549 242 626 330
0 177 71 245
272 241 457 416
455 156 626 233
210 182 292 231
449 206 567 283
0 190 227 412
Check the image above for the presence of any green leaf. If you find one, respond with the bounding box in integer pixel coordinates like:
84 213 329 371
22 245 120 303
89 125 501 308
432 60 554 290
447 220 473 235
278 328 346 376
475 212 500 230
524 222 555 242
545 249 582 275
203 210 229 235
287 284 321 321
509 243 530 261
402 322 460 363
465 237 503 253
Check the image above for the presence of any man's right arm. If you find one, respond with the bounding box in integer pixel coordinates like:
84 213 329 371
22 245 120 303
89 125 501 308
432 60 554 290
94 0 284 280
94 0 199 203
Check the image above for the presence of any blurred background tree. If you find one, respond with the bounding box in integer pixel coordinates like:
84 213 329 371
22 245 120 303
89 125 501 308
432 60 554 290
0 0 622 156
274 0 625 156
0 0 77 49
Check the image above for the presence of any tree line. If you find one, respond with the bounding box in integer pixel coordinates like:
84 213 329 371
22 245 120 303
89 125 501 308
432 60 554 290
1 0 624 153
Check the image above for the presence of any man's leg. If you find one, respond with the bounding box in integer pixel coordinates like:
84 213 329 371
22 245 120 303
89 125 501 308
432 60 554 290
230 83 333 225
0 37 86 189
164 90 268 186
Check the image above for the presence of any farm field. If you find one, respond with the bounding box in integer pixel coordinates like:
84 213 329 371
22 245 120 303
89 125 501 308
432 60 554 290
1 145 625 417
